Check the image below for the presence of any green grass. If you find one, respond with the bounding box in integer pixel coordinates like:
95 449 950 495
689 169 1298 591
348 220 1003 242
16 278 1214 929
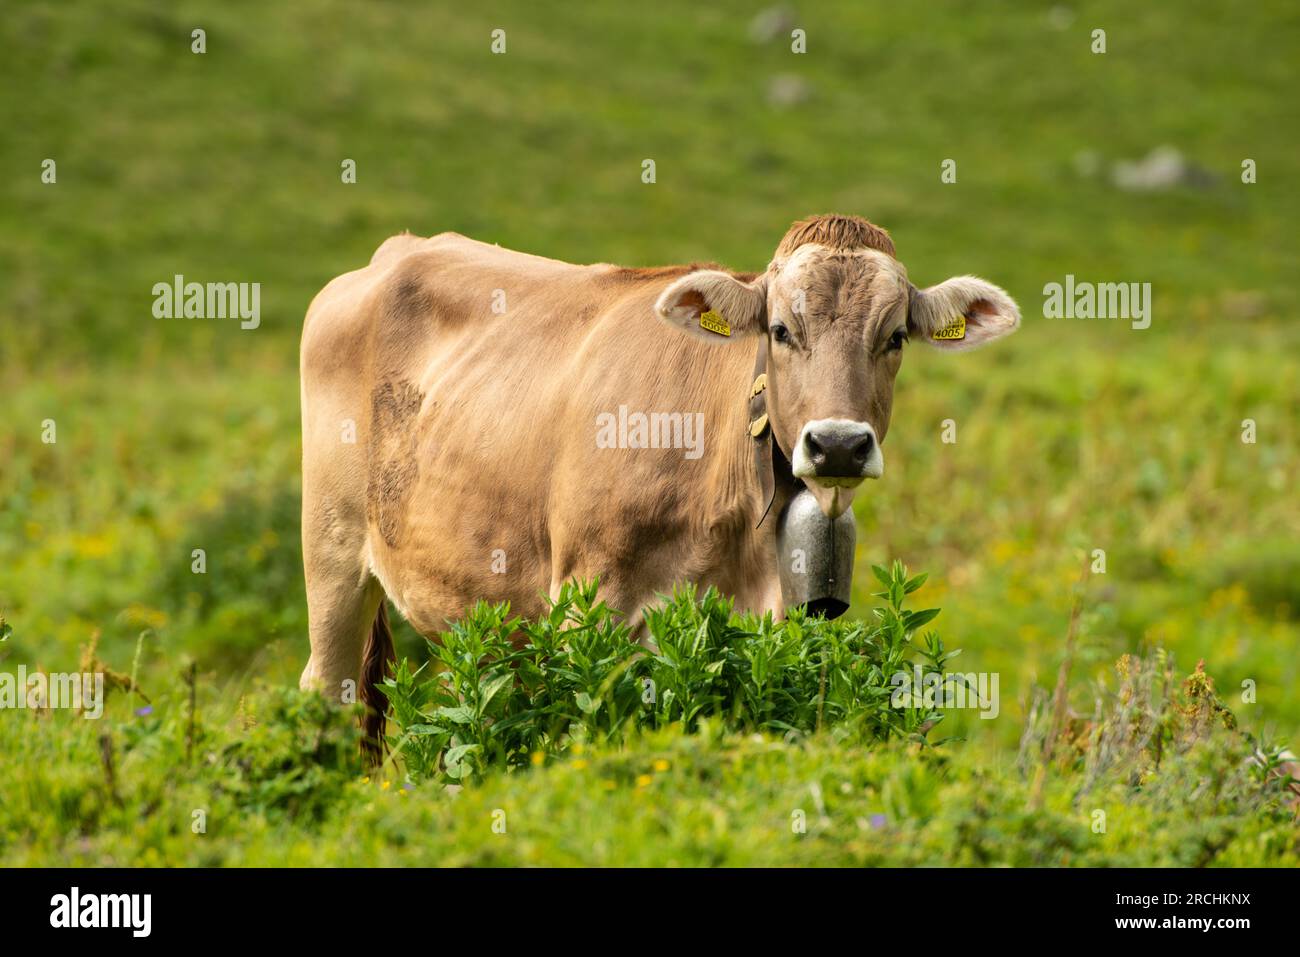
2 590 1295 866
1 0 1297 865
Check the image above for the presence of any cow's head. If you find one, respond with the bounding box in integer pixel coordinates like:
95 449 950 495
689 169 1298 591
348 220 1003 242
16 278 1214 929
655 214 1020 518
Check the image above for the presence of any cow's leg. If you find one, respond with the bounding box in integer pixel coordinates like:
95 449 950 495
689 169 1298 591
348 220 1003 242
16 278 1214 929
299 504 384 704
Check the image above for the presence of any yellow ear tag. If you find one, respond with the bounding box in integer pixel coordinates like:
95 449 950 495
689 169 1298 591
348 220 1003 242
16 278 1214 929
932 315 966 340
699 310 731 337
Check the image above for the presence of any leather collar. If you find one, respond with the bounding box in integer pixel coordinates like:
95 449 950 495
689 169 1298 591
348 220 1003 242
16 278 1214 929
748 338 796 528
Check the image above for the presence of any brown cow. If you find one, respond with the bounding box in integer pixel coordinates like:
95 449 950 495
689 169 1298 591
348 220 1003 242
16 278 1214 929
298 214 1020 746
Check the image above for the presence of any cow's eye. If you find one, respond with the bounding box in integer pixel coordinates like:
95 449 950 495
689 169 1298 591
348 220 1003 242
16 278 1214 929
771 324 791 345
886 329 908 352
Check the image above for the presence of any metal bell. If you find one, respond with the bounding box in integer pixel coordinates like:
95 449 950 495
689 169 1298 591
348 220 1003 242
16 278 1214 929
775 486 856 619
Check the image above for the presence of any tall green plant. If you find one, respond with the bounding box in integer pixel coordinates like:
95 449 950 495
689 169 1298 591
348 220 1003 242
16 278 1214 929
382 561 952 784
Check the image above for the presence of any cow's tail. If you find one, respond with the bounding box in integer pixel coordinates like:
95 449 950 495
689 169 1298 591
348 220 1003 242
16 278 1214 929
360 600 396 764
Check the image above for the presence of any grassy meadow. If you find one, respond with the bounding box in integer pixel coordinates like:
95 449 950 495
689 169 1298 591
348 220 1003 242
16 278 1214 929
1 1 1297 865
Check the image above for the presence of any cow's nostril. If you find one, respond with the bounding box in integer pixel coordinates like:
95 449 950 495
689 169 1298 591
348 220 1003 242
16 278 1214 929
804 433 826 465
852 435 874 463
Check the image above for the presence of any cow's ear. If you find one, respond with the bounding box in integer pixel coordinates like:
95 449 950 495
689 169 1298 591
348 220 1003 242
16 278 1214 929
655 270 767 343
908 276 1020 352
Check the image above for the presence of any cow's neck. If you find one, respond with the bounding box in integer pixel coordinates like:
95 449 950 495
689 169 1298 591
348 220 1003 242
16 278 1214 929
699 337 794 535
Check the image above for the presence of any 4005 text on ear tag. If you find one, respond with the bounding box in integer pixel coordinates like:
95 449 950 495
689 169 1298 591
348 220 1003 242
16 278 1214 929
699 309 731 337
932 315 966 340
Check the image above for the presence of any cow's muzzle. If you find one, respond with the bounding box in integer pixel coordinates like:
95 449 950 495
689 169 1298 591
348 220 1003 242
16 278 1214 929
791 419 883 518
792 419 883 484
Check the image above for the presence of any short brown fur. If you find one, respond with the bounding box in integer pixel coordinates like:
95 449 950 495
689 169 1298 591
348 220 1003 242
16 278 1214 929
774 214 896 260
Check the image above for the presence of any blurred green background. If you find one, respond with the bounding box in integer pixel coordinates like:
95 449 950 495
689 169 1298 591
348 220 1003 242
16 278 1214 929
2 0 1297 755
